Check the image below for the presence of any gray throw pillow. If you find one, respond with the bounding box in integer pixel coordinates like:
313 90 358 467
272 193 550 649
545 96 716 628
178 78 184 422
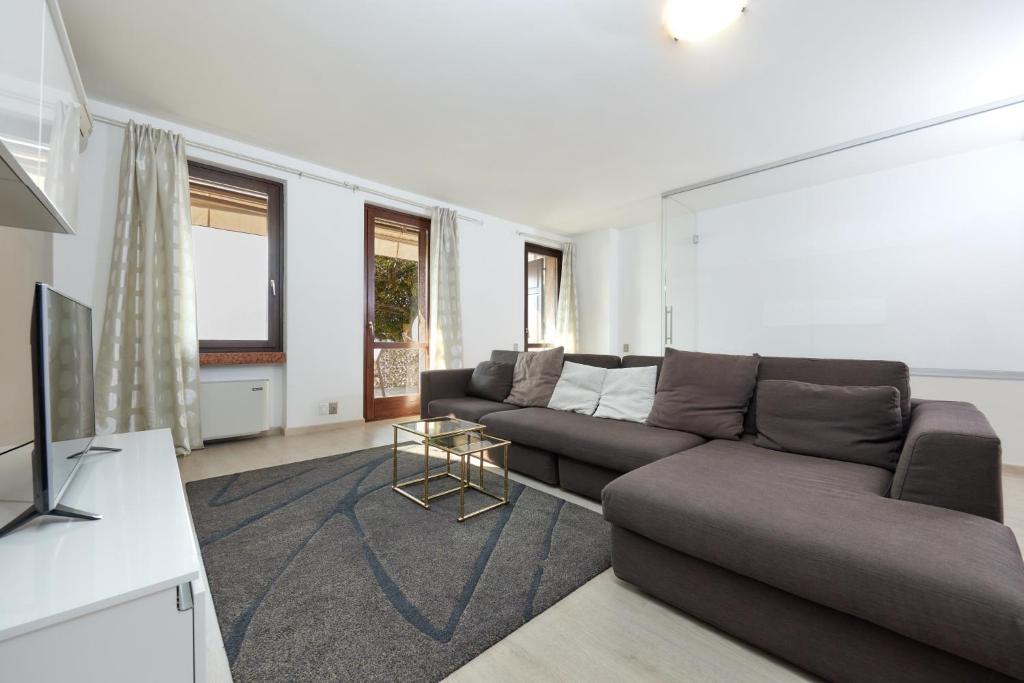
504 346 564 407
646 348 759 439
754 379 903 470
466 361 515 402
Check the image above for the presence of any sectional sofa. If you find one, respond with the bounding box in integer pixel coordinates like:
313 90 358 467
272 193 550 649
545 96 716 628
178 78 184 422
420 349 1024 682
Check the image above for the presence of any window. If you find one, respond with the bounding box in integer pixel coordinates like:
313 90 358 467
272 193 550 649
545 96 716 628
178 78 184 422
524 243 562 348
188 161 283 353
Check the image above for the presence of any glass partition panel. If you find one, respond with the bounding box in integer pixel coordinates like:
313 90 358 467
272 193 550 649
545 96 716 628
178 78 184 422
661 194 698 351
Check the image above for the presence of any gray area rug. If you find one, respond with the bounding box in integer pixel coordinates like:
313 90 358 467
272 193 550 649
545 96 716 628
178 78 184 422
186 443 611 682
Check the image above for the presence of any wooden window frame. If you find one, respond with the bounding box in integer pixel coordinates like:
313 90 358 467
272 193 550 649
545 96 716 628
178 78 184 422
188 160 284 354
523 243 563 350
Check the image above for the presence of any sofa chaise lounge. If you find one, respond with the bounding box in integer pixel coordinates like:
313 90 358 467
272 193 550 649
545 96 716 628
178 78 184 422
420 350 1024 681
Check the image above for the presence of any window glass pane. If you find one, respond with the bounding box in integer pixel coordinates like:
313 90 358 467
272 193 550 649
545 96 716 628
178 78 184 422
191 179 270 341
527 251 559 344
373 221 422 342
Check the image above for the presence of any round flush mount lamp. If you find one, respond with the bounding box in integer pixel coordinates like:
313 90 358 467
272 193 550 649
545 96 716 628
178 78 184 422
663 0 748 42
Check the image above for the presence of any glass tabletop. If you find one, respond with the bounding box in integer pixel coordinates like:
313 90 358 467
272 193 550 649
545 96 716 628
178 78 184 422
394 417 483 438
429 431 510 456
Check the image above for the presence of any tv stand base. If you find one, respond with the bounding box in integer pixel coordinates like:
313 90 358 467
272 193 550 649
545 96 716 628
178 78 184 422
0 503 101 537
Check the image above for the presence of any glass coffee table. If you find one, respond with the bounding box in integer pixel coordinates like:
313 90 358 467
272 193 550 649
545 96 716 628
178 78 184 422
392 417 511 522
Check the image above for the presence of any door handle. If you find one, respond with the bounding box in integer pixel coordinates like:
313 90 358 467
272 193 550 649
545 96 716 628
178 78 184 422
270 279 277 296
665 305 674 345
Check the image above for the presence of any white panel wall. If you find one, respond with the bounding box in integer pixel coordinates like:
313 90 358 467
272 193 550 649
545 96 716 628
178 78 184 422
576 222 663 357
55 101 561 431
693 142 1024 372
616 222 662 355
575 228 614 354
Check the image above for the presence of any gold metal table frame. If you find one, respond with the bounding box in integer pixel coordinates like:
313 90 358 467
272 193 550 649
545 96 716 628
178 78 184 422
392 417 511 522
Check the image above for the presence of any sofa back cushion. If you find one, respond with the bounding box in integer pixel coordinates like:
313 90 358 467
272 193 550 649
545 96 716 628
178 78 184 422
744 356 911 435
466 361 515 402
489 350 620 370
564 353 622 369
547 361 606 415
646 348 760 440
754 379 904 470
621 355 663 381
504 346 564 407
490 349 521 365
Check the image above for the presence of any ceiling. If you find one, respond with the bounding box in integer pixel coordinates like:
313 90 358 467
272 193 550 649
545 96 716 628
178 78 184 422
59 0 1024 234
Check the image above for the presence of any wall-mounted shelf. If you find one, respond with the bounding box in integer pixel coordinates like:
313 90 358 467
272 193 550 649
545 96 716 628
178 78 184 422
0 138 74 234
0 0 92 235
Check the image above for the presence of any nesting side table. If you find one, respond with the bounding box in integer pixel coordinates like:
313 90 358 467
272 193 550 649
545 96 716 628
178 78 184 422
392 417 511 522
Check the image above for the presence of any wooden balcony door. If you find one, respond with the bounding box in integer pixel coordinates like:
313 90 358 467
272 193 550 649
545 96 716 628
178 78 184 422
363 205 430 421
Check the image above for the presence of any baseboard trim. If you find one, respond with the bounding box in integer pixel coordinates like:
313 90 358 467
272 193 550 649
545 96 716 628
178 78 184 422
283 419 366 436
1003 463 1024 477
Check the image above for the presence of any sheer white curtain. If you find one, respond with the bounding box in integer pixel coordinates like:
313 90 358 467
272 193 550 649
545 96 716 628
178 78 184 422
94 121 203 455
429 207 463 369
555 241 579 352
43 101 81 225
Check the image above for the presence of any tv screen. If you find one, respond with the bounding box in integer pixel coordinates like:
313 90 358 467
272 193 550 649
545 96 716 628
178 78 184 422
33 283 95 510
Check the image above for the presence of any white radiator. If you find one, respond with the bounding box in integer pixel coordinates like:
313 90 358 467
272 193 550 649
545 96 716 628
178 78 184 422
199 379 271 440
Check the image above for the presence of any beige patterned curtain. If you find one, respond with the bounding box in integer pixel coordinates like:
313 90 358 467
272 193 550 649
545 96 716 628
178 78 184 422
428 207 463 369
94 121 203 454
555 241 579 352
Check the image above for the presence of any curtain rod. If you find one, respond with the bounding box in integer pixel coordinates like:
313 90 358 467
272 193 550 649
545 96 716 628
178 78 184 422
92 114 482 224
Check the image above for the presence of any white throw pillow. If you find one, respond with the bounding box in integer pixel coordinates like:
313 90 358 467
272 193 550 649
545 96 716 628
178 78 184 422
547 362 607 415
594 365 657 423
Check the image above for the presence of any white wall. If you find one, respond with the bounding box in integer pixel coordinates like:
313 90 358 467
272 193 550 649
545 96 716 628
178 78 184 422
692 143 1024 372
575 228 615 355
576 221 662 356
615 222 662 355
54 101 564 432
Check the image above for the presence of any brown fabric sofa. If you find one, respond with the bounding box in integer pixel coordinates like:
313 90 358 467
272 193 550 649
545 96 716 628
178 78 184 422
420 350 1023 681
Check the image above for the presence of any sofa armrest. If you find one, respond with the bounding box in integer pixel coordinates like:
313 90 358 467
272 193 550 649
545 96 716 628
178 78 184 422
419 368 475 418
890 400 1002 522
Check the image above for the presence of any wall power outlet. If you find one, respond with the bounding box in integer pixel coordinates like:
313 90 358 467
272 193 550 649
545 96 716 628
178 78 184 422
328 401 338 415
622 343 630 353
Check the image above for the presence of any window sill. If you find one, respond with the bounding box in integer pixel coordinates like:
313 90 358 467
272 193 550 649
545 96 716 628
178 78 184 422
199 351 286 366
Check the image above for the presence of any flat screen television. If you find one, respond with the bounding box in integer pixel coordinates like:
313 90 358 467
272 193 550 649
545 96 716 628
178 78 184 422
0 283 114 537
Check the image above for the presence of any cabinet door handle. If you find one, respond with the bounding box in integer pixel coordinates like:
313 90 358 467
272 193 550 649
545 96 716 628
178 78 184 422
176 582 194 611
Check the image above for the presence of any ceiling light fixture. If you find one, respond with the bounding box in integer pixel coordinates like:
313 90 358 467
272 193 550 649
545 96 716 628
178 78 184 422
663 0 748 42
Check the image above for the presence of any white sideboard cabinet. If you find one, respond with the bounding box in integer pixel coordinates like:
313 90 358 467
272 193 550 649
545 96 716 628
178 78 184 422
0 429 208 682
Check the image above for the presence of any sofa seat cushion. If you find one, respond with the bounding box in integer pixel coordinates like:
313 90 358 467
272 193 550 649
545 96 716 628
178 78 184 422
481 407 704 473
427 397 520 423
603 440 1024 679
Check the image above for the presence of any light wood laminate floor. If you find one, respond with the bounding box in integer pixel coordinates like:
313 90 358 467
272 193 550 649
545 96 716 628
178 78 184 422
179 420 1024 683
